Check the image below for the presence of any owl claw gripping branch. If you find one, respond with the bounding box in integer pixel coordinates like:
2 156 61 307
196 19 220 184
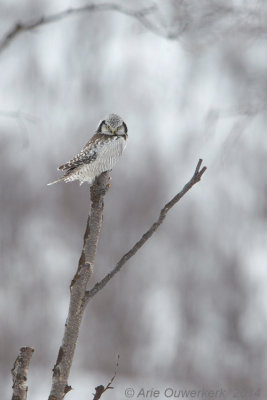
47 114 128 186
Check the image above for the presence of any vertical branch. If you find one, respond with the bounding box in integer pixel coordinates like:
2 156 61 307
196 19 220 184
48 172 110 400
11 346 34 400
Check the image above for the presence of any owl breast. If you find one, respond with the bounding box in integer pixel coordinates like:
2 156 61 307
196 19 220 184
96 136 126 171
72 136 126 183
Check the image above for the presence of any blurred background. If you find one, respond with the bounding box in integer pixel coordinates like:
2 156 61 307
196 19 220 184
1 0 267 399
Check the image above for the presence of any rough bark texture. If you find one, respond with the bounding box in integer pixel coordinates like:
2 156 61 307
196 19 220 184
11 346 34 400
48 172 110 400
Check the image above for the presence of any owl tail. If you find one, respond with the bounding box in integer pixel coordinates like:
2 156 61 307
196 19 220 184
47 176 66 186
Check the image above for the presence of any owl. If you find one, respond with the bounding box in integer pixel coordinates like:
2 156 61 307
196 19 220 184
48 114 128 186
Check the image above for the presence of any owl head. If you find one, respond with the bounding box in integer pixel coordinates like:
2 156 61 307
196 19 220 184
97 114 128 137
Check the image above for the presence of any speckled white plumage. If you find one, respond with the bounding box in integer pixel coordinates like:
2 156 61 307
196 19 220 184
48 114 128 186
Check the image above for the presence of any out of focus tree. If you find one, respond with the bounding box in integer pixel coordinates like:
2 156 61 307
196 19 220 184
1 1 267 398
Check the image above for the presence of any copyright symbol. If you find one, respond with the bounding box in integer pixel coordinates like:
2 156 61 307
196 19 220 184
125 387 135 398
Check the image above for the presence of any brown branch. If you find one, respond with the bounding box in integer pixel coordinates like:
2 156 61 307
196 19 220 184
48 159 206 399
92 355 119 400
0 3 157 54
11 346 34 400
48 171 110 400
83 159 207 305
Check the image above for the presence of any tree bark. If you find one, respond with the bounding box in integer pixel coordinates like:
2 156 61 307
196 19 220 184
47 160 206 399
11 346 34 400
48 172 110 400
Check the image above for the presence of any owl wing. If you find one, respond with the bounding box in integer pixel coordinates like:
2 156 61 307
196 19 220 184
58 133 106 171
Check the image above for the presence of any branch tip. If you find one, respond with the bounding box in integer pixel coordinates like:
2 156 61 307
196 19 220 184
193 159 207 181
199 165 207 177
195 158 203 173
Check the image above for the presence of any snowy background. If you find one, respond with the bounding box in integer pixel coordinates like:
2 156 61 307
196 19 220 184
1 0 267 399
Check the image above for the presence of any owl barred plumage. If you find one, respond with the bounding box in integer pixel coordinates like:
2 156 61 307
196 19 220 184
48 114 128 186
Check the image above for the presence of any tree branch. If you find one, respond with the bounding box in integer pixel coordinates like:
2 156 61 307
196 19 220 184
83 159 207 305
92 355 119 400
0 3 158 54
48 159 206 399
11 346 34 400
48 172 110 400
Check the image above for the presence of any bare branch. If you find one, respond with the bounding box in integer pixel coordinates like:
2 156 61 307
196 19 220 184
48 160 206 398
83 159 207 305
49 172 110 400
0 109 38 140
92 355 119 400
11 346 34 400
0 3 157 54
0 110 38 123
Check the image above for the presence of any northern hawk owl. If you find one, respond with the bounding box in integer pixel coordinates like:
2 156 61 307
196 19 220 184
48 114 128 186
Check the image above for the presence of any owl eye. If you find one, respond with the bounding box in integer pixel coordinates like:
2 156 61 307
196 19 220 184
105 124 112 132
117 124 127 134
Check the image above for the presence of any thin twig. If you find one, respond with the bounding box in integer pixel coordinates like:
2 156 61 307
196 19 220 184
83 159 207 305
11 347 34 400
92 355 120 400
0 3 158 54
